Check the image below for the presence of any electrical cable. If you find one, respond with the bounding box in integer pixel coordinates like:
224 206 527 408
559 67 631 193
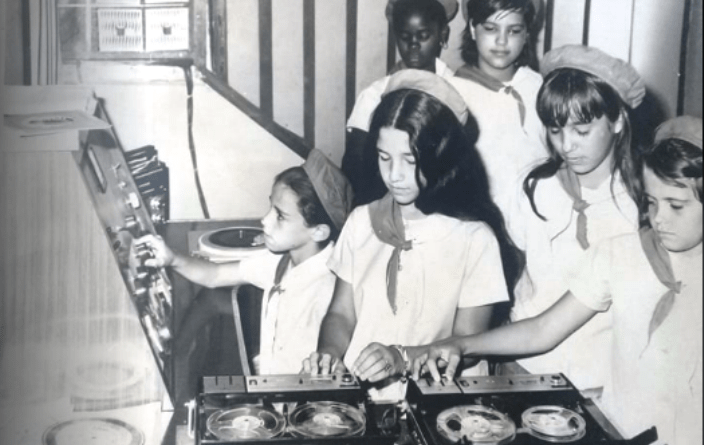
182 63 211 218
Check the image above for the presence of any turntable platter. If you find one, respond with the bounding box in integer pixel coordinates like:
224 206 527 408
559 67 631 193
195 226 266 262
43 418 143 445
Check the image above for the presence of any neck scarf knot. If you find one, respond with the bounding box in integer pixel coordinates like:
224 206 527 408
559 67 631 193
455 64 526 127
556 166 590 249
369 194 413 314
639 227 682 352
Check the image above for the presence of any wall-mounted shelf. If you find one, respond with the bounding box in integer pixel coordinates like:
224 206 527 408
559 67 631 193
57 0 196 61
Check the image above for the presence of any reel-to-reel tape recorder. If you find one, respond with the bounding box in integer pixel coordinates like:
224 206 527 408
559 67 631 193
186 371 649 445
187 373 402 444
405 373 633 445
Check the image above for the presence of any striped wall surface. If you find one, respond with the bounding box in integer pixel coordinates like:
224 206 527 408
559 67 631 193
217 0 700 165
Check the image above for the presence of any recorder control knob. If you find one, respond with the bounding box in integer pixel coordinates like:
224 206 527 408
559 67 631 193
134 268 149 281
133 242 154 265
125 192 141 209
124 215 139 231
550 374 565 387
341 373 355 385
132 283 148 297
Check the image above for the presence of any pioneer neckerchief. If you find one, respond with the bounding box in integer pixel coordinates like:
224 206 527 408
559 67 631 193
455 64 526 127
369 194 413 314
556 166 590 249
639 227 682 351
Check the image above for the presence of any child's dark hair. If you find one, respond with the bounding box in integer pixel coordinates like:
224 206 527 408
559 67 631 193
368 88 525 303
635 137 703 226
392 0 449 32
461 0 538 70
523 69 637 220
274 167 340 245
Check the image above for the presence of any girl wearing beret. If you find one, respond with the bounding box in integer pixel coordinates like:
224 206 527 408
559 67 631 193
410 116 703 445
343 0 458 206
498 45 645 393
305 70 522 401
449 0 548 213
135 150 353 376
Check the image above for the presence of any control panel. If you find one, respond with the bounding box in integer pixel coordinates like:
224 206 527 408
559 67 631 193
73 109 174 402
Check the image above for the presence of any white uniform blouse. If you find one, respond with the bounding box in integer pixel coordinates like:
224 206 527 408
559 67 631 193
329 205 509 400
571 234 702 444
448 66 548 213
507 173 639 390
239 244 336 375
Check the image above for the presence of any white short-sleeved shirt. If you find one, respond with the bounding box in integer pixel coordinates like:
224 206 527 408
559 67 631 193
507 174 639 390
239 244 336 375
328 205 509 399
346 59 454 132
449 66 548 212
571 234 702 444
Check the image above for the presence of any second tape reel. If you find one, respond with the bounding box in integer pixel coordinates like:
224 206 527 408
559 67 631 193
436 405 516 444
521 405 587 442
288 401 367 438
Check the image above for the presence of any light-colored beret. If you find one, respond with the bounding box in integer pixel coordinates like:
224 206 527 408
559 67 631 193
655 116 702 149
387 0 459 22
302 149 353 231
384 69 470 124
540 44 646 109
462 0 542 23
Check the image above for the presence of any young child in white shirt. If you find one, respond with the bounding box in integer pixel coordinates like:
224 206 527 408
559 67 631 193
410 116 703 445
449 0 548 211
305 69 522 401
505 45 645 392
136 149 353 375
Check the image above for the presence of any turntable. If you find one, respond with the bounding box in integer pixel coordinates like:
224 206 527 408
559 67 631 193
406 373 624 444
188 226 267 263
188 373 402 444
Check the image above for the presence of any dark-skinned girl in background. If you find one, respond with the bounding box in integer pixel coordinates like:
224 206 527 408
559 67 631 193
342 0 459 206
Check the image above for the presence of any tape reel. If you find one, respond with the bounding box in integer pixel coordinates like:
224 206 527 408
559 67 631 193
288 401 366 438
436 405 516 444
521 405 587 442
207 404 286 441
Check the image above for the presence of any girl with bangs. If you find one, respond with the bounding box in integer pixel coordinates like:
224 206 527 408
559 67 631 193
408 116 703 445
500 46 644 395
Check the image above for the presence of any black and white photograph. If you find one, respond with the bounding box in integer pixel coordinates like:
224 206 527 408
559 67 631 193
0 1 701 444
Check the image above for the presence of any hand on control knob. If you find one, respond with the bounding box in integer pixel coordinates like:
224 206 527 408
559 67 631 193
133 234 175 268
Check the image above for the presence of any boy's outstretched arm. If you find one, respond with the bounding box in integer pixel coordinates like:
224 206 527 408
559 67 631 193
409 291 598 381
303 278 357 375
135 234 246 289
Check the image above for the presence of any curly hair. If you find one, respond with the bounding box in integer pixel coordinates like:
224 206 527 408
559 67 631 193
392 0 450 31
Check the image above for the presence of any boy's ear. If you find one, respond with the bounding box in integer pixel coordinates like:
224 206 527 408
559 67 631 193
310 224 331 243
